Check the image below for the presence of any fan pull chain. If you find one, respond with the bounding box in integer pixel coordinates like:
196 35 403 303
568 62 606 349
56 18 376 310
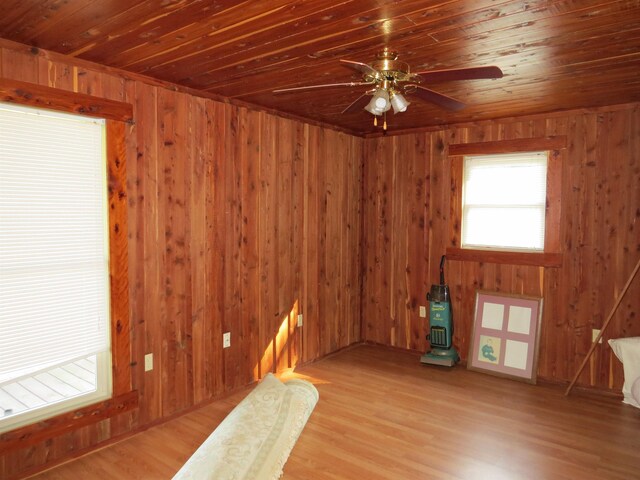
383 112 387 131
373 116 377 127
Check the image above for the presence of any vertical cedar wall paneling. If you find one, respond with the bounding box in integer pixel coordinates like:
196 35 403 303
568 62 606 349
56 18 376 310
1 39 639 479
362 108 640 391
0 44 363 478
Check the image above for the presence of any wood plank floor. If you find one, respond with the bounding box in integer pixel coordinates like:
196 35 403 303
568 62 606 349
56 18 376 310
27 345 640 480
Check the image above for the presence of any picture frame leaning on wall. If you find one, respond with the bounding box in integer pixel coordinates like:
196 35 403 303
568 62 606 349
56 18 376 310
468 290 543 384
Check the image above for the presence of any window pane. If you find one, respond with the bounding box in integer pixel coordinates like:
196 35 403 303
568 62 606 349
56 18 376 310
464 153 547 206
463 206 546 250
462 152 548 252
0 102 111 432
0 352 110 433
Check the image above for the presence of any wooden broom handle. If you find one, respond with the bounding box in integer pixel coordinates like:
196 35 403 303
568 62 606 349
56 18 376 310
565 257 640 396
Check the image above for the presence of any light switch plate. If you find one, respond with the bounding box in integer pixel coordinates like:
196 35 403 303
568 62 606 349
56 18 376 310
144 353 153 372
223 332 231 348
592 328 602 344
419 306 427 318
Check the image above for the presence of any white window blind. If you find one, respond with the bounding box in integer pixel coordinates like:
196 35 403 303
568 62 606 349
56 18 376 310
0 102 110 385
462 152 548 251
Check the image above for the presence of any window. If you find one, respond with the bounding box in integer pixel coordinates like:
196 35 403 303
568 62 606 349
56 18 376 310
447 137 565 267
0 102 111 433
462 152 548 251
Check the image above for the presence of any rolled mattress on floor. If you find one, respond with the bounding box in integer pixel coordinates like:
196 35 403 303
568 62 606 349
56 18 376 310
172 373 319 480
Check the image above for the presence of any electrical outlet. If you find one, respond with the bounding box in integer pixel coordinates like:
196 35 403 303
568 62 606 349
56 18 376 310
419 306 427 318
592 328 602 344
144 353 153 372
223 332 231 348
297 313 303 327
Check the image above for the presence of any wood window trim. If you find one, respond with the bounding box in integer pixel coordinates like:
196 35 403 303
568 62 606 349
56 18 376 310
0 78 133 122
0 391 137 454
447 137 566 268
0 79 136 451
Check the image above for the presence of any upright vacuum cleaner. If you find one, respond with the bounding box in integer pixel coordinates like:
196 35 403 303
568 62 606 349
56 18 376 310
420 255 459 367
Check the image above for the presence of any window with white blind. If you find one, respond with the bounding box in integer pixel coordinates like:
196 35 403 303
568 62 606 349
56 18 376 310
0 102 112 433
462 152 548 252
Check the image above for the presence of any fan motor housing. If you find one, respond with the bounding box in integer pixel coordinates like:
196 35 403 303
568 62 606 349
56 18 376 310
370 59 411 79
365 50 418 84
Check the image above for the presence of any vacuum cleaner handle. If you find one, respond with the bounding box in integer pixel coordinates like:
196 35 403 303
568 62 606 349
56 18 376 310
439 255 446 285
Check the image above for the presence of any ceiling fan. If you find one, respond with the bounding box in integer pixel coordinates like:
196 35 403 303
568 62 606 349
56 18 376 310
274 49 503 130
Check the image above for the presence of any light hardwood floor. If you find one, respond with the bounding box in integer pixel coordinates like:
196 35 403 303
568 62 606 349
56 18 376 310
28 345 640 480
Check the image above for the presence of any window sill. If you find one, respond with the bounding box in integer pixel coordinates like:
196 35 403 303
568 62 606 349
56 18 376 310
446 247 562 267
0 390 138 454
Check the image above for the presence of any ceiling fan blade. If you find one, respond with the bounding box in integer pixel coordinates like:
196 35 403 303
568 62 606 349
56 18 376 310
410 86 466 111
414 66 503 83
340 59 379 77
342 92 373 114
273 81 372 93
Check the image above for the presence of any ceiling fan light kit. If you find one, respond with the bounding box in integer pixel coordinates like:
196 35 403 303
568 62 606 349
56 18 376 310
365 89 391 115
389 90 410 114
274 49 503 131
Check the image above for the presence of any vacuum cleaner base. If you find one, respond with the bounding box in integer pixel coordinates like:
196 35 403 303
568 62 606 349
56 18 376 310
420 348 459 367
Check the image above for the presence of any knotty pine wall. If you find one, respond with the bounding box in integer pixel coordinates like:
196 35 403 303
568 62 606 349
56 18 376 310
1 37 639 479
362 105 640 391
0 42 362 478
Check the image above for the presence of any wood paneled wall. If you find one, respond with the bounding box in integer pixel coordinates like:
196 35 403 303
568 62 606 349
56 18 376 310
362 106 640 391
0 42 362 479
2 37 639 479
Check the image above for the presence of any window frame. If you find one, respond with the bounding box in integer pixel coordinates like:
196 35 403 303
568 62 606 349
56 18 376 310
447 136 565 267
0 78 136 450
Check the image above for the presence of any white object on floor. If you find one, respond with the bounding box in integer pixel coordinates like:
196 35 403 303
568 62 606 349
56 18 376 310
172 373 319 480
632 377 640 405
608 337 640 408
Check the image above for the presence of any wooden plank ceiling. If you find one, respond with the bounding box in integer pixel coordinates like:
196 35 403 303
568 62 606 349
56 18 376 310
0 0 639 135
